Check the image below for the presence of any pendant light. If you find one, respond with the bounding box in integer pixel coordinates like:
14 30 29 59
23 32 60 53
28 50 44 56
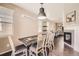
38 3 47 19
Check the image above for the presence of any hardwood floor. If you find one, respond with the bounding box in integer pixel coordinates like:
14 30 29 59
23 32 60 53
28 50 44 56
1 44 79 56
49 44 79 56
63 44 79 56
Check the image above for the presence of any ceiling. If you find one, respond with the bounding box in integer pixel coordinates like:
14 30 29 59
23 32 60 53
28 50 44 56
14 3 64 21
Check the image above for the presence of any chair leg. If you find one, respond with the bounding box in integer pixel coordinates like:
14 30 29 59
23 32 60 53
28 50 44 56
25 49 27 56
11 51 15 56
23 49 27 56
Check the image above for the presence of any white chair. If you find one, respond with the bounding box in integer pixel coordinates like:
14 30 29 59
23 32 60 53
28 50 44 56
29 33 47 56
46 31 55 51
8 36 27 56
8 36 15 56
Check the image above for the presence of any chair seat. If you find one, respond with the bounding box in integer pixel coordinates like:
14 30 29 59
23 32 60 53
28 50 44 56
15 45 27 55
30 46 43 53
15 51 26 56
15 49 26 55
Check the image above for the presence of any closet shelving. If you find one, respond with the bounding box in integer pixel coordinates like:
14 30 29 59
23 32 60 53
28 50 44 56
42 21 48 35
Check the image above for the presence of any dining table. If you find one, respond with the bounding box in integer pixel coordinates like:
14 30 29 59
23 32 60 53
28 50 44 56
19 35 37 56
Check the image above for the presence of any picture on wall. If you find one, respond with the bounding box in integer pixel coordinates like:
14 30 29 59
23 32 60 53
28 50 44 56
66 10 76 23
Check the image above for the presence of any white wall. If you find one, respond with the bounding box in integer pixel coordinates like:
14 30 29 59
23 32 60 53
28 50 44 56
13 11 38 46
64 3 79 52
0 4 38 53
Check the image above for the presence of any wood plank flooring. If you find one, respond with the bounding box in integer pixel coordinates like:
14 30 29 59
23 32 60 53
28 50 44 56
49 44 79 56
1 44 79 56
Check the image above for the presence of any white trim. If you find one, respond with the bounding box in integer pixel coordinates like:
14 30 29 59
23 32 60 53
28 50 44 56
64 42 73 48
74 48 79 52
64 42 79 53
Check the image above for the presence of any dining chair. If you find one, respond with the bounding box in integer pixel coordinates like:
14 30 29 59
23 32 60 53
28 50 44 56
8 36 27 56
47 31 55 51
29 33 47 56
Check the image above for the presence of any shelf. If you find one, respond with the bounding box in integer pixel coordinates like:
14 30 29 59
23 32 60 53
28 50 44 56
42 30 47 31
0 21 13 24
42 34 46 35
42 26 47 27
0 16 13 20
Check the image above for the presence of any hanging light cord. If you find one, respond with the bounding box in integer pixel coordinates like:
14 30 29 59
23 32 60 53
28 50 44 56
40 3 44 8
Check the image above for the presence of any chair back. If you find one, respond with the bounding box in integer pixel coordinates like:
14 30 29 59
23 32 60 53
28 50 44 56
8 36 15 56
37 33 47 56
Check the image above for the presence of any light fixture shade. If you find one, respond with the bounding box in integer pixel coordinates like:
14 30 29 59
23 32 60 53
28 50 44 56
38 7 47 19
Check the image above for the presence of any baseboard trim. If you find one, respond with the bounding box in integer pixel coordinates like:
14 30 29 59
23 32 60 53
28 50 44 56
64 42 73 48
64 42 79 52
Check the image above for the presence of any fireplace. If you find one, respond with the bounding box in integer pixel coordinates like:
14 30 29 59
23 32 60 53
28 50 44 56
64 32 72 45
